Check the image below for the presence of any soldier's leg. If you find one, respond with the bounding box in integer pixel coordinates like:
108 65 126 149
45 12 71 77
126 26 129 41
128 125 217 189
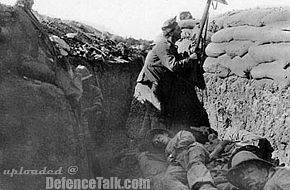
138 102 153 138
162 165 189 190
187 144 218 190
216 182 238 190
139 102 166 138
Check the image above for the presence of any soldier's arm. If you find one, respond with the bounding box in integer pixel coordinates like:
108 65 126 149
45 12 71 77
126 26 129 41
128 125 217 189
155 42 198 72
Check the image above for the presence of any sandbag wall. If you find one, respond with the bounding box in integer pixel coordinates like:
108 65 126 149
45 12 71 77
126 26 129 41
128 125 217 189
204 7 290 88
203 7 290 164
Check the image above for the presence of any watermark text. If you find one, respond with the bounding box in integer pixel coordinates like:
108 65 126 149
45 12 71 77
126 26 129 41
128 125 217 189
46 177 150 190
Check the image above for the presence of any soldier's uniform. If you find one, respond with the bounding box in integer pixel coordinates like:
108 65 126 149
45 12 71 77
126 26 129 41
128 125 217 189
263 167 290 190
135 17 209 139
156 130 218 190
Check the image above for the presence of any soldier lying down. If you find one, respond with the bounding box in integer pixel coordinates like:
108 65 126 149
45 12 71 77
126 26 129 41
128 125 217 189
138 128 277 190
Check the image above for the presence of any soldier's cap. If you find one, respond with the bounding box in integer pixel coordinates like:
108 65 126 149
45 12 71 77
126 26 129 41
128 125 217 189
76 65 93 80
227 151 274 187
161 16 178 31
228 145 264 168
146 128 171 142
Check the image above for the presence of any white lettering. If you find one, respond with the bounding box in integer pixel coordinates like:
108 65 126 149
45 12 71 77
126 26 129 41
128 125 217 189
124 179 131 189
132 179 139 189
55 167 63 175
10 169 17 177
114 177 122 189
19 167 24 174
61 177 67 189
45 177 54 189
66 179 73 189
39 167 47 174
103 178 110 189
88 179 96 189
96 177 103 189
3 170 11 175
54 179 61 189
82 179 88 189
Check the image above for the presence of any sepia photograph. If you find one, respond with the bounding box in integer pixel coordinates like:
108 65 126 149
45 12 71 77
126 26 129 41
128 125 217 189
0 0 290 189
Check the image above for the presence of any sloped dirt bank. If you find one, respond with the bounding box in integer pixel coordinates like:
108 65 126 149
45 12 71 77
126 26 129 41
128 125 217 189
0 4 90 189
0 76 89 189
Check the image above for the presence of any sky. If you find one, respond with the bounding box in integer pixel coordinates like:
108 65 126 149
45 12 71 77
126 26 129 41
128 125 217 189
1 0 290 40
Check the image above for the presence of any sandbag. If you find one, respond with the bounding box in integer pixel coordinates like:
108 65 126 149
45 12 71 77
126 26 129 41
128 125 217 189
228 54 259 77
232 26 263 41
204 54 232 71
257 27 290 44
261 8 290 25
212 9 244 27
18 55 55 84
266 20 290 29
218 54 232 68
222 8 272 27
213 8 290 29
224 41 253 58
233 25 290 44
211 27 236 43
205 42 226 57
234 26 290 44
203 57 218 73
250 60 290 88
203 56 232 78
206 7 290 87
248 43 290 63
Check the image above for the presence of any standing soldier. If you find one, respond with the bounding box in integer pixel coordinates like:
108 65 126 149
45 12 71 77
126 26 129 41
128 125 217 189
134 16 210 140
81 70 106 145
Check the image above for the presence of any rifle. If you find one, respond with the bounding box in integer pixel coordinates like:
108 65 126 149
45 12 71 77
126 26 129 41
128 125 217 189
189 0 228 91
193 0 228 53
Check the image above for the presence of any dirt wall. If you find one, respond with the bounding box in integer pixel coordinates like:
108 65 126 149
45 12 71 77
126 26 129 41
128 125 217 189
204 7 290 165
0 4 90 189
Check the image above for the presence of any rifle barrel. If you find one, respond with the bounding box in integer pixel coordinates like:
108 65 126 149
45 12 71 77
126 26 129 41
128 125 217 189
194 0 212 51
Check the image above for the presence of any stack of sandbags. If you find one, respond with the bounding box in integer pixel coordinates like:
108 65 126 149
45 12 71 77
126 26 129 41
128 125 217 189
204 7 290 88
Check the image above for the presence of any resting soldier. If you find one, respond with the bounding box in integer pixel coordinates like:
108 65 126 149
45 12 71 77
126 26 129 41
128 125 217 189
147 128 218 190
227 150 290 190
141 126 277 190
